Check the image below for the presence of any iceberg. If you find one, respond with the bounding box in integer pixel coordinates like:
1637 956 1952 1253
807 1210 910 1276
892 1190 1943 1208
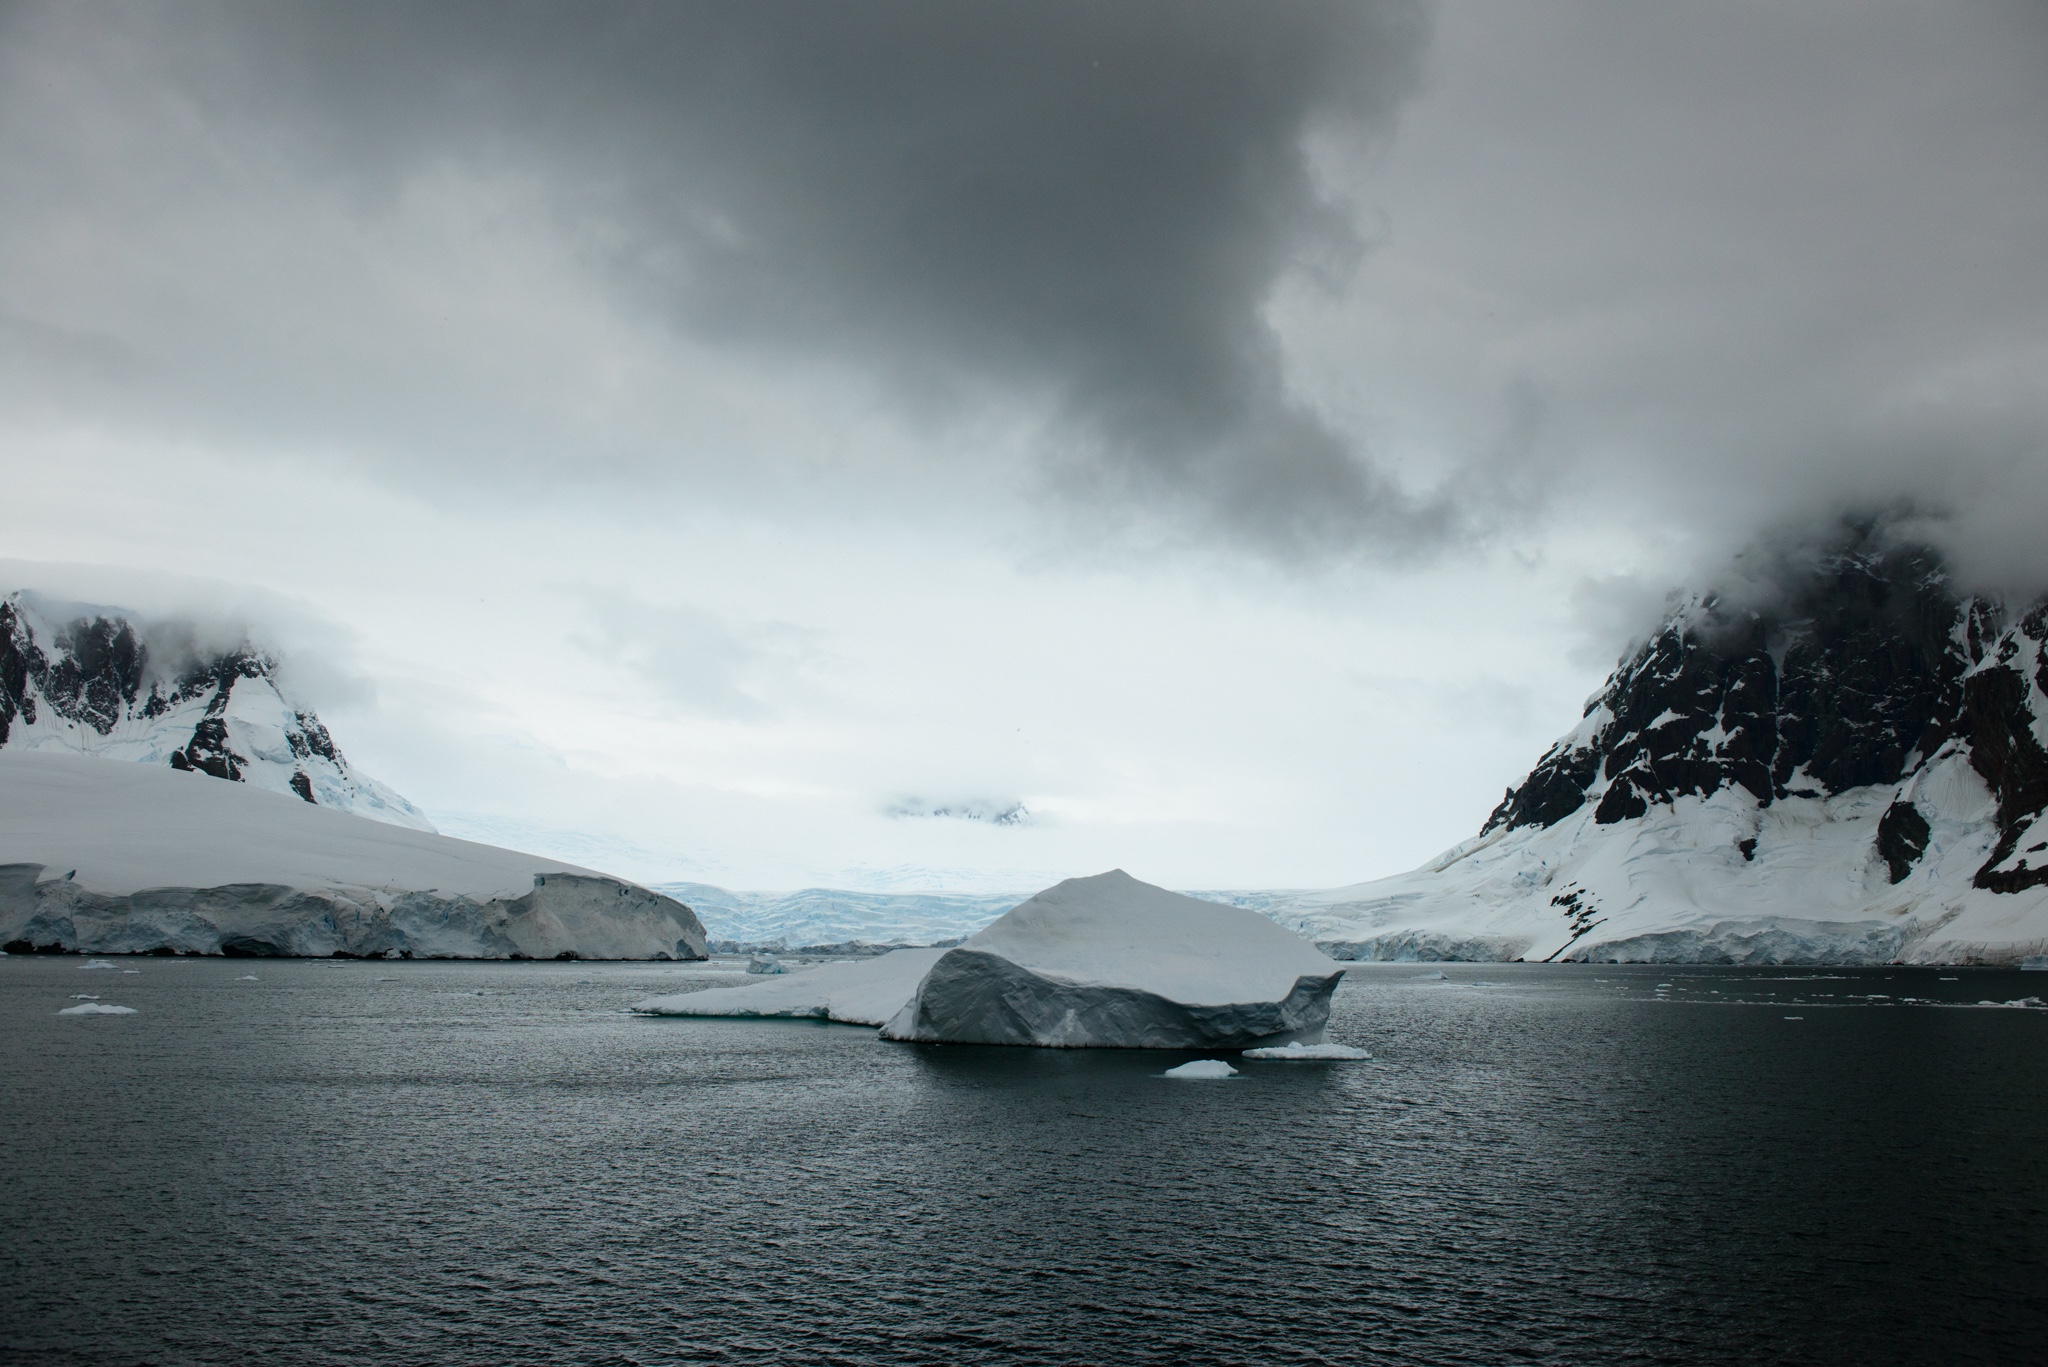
58 1002 136 1015
880 870 1344 1049
1162 1059 1237 1079
633 948 948 1026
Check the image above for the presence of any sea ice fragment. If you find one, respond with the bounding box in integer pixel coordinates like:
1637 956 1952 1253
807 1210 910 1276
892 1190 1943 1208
1163 1059 1236 1079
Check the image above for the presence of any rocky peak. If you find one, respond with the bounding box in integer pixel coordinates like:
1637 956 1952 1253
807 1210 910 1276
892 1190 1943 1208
1481 530 2048 894
0 592 432 832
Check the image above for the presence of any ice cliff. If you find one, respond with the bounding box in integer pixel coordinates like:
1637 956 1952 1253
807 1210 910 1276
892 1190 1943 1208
0 591 430 830
0 750 707 959
1282 528 2048 965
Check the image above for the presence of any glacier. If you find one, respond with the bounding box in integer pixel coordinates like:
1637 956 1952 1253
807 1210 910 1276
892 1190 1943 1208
0 750 707 960
880 870 1344 1048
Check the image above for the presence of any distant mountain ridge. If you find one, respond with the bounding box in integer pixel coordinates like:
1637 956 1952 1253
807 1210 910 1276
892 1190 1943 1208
1282 528 2048 964
0 591 430 831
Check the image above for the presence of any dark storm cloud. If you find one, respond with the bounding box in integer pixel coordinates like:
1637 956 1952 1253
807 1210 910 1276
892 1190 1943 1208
5 2 2045 581
14 0 1436 556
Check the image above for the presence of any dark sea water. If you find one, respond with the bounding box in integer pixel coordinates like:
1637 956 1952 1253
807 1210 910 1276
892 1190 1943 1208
3 957 2045 1366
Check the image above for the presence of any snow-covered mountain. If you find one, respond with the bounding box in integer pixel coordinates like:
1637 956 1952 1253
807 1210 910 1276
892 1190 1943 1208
1282 530 2048 965
0 749 706 959
0 591 430 831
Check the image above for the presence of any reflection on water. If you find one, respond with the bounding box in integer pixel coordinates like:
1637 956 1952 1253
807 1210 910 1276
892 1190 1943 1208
2 958 2044 1365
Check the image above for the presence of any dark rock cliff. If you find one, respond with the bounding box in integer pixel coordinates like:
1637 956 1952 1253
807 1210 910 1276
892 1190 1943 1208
1 594 356 808
1481 529 2048 894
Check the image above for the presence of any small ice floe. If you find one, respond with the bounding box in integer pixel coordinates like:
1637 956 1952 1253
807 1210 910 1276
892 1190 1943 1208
746 955 787 976
1163 1059 1237 1079
69 993 99 1000
81 960 115 971
237 975 260 981
1783 1015 1803 1020
1242 1041 1371 1061
2021 956 2046 972
122 969 139 974
59 1002 137 1015
1974 997 2045 1010
1412 971 1448 980
1656 983 1673 989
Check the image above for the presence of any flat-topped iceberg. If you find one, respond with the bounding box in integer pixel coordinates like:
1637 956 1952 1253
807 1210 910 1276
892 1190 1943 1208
880 870 1344 1049
633 948 947 1026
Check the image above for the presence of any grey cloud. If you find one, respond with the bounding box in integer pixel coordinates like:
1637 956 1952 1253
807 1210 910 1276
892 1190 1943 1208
568 588 820 721
885 797 1033 827
0 0 1437 558
1349 2 2048 588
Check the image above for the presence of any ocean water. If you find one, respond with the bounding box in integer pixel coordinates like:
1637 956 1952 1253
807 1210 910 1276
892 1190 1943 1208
3 957 2044 1366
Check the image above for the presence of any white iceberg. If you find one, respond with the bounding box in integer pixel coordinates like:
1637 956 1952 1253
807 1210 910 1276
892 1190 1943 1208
1241 1041 1372 1060
632 948 948 1026
880 870 1344 1049
1162 1059 1237 1079
58 1002 136 1015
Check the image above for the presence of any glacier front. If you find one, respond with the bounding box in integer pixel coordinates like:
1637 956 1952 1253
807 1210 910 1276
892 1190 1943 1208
879 870 1344 1048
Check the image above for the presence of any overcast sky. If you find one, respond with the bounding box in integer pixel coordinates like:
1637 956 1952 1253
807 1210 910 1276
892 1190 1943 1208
2 1 2044 891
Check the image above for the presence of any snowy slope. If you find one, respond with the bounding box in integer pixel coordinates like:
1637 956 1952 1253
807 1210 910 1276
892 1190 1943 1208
0 750 706 959
1282 534 2048 966
0 591 430 830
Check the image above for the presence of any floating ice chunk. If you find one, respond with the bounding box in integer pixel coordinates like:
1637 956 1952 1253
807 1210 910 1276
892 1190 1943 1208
1412 971 1448 980
59 1002 137 1015
1974 997 2045 1009
237 975 259 981
1242 1041 1371 1060
1163 1059 1236 1079
81 960 115 970
882 871 1343 1049
746 955 786 975
1783 1015 1803 1020
69 993 99 1000
634 948 946 1026
2022 956 2047 971
122 969 139 974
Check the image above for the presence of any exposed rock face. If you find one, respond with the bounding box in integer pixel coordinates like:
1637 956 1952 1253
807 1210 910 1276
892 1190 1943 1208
1276 526 2048 966
1483 532 2048 895
881 871 1343 1048
0 592 431 831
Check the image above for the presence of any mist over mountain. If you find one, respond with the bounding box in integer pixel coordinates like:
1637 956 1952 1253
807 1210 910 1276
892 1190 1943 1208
0 591 428 831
